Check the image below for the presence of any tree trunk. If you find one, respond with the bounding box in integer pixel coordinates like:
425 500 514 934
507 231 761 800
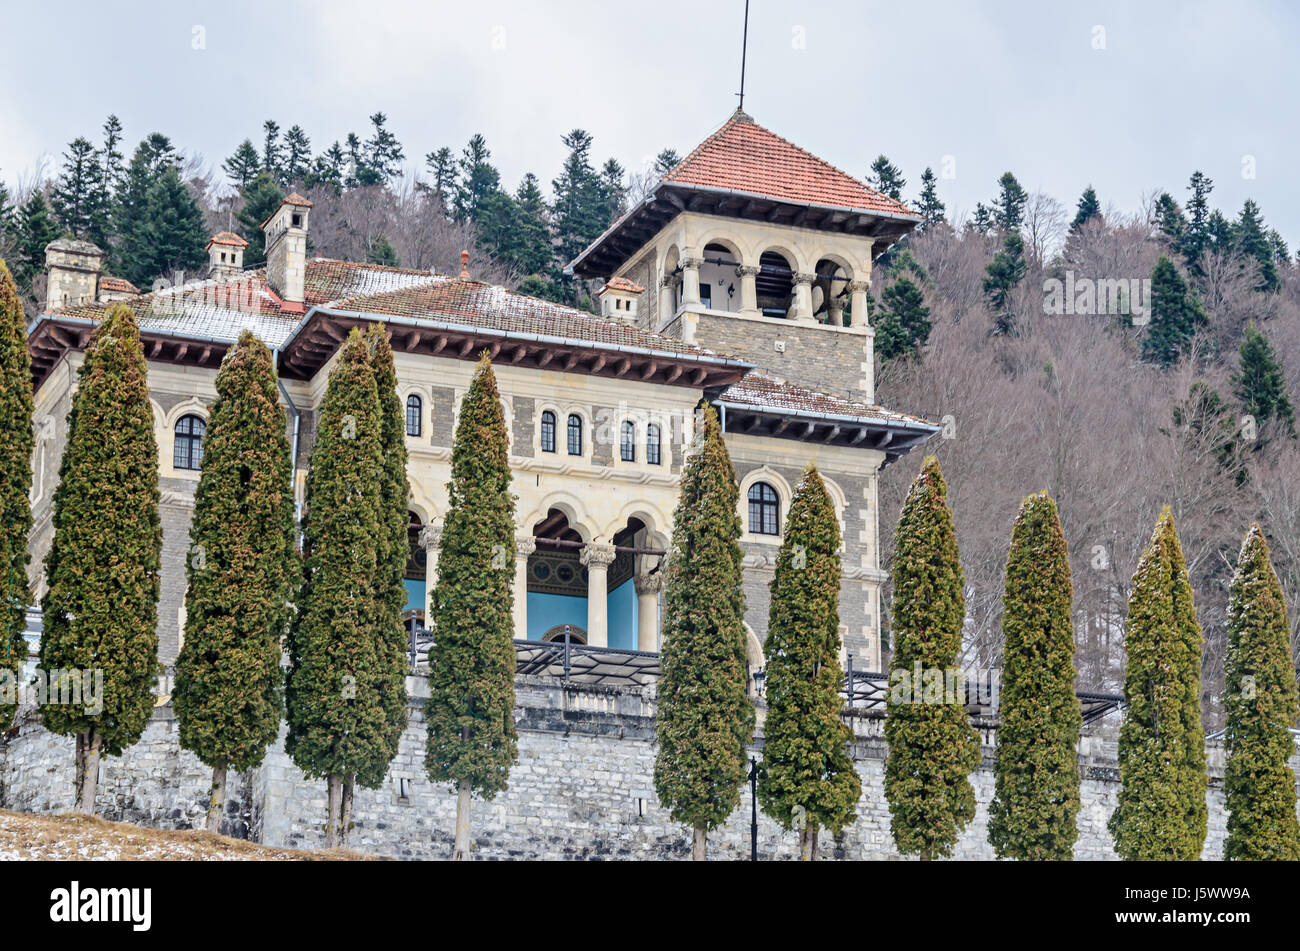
452 779 472 861
799 823 819 861
340 776 355 848
75 730 101 815
205 764 227 834
326 774 343 848
692 825 707 861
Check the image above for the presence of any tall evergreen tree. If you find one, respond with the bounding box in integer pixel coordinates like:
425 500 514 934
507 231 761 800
511 173 554 278
884 455 980 859
551 129 606 267
1142 255 1207 367
135 165 207 285
222 139 261 189
1267 230 1290 271
173 331 296 832
306 142 346 194
868 155 906 202
992 172 1028 232
425 354 518 860
261 120 283 183
1235 200 1279 293
1070 186 1101 233
1233 323 1296 443
1153 192 1187 247
0 262 33 731
362 112 405 185
983 229 1027 335
1223 525 1300 860
1109 508 1208 860
51 137 107 244
235 173 284 265
652 149 681 177
282 125 312 185
654 405 754 860
285 329 389 847
40 305 162 814
875 276 931 362
757 465 860 860
987 492 1082 860
423 146 457 213
13 191 61 290
112 134 179 283
453 134 502 223
916 167 946 230
356 325 410 802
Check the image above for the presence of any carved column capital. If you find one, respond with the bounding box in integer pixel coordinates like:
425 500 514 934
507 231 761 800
846 279 871 293
793 271 816 286
515 534 537 559
735 264 761 277
634 571 665 596
417 524 442 551
579 542 618 569
680 255 704 270
659 274 676 288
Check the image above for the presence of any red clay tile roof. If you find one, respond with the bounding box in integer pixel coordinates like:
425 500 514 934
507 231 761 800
602 276 645 295
282 193 313 208
97 276 139 294
718 369 936 429
206 231 249 249
665 111 918 219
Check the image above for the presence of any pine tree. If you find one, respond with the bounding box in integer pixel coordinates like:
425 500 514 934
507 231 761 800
654 404 754 860
757 465 860 860
1153 192 1187 247
0 261 33 730
173 331 296 832
39 305 162 814
983 229 1027 335
305 142 346 194
13 191 61 291
653 149 681 177
868 155 906 202
235 173 284 265
1142 256 1207 367
425 354 518 860
1235 200 1279 293
51 137 107 244
222 139 261 189
261 120 283 184
366 234 400 267
992 172 1028 232
1108 508 1208 860
1181 171 1214 274
137 165 207 284
453 134 502 223
112 134 179 284
511 173 554 278
1233 323 1296 443
285 329 389 847
1070 186 1101 233
987 491 1082 860
884 455 980 859
916 167 946 230
1223 525 1300 860
356 325 409 800
362 112 405 185
875 276 931 362
423 146 457 213
282 125 312 185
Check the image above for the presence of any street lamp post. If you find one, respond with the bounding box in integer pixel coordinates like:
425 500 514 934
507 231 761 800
748 756 759 861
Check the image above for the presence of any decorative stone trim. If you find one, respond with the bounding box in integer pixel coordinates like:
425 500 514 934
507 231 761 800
579 542 618 569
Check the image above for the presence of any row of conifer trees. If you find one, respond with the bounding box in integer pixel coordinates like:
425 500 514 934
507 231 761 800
2 252 1296 859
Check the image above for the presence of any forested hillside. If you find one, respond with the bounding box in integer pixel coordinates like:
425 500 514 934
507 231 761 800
2 114 1296 726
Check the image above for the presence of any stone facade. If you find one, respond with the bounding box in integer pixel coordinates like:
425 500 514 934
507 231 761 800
3 675 1292 860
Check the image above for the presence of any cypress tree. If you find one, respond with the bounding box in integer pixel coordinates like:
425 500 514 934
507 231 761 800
425 354 518 860
0 261 33 730
654 404 754 860
39 305 162 814
354 325 409 801
1109 508 1208 860
173 331 297 832
757 465 860 860
987 491 1082 860
1142 256 1207 367
1223 525 1300 860
285 329 389 847
884 455 980 859
1233 323 1296 443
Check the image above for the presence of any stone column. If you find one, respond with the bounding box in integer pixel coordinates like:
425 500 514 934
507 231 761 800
736 265 760 318
658 274 676 327
791 271 816 323
680 255 703 309
513 535 536 641
418 524 442 623
848 279 871 328
580 542 617 648
827 282 845 326
634 572 665 652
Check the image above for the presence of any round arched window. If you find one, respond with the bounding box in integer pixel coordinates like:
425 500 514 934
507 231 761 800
174 414 206 470
747 481 780 535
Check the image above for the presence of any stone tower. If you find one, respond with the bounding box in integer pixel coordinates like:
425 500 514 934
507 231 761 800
570 110 919 403
262 193 312 313
206 231 249 280
44 238 105 312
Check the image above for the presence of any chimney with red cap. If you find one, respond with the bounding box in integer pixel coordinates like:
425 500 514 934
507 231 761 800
262 193 313 311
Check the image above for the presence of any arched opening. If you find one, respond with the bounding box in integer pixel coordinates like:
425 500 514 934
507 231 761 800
757 250 795 318
698 241 742 313
814 257 852 326
404 511 427 633
174 414 206 470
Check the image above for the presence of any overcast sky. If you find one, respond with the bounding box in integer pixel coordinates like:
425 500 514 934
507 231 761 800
2 0 1297 247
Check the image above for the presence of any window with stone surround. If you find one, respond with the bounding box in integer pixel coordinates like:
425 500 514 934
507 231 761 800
747 481 780 535
174 414 206 470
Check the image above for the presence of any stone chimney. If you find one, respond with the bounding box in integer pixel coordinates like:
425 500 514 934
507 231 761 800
597 276 645 323
206 231 249 280
262 193 312 312
44 238 105 312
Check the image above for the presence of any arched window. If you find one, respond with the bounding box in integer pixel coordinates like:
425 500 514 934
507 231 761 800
646 423 661 465
620 420 636 462
406 394 422 437
567 414 583 456
540 410 556 453
174 414 206 470
747 482 780 535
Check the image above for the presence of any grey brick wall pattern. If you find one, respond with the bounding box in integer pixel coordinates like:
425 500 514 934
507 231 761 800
2 677 1291 860
511 395 535 459
429 385 457 449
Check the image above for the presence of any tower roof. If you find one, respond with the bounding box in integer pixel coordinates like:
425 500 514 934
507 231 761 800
570 111 919 278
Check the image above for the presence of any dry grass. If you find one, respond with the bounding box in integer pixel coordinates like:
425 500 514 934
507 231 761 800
0 809 375 861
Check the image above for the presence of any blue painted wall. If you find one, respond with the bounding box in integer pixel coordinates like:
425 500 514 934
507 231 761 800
526 581 638 649
404 578 424 615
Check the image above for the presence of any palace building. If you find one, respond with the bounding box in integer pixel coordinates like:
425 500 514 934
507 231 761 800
25 110 937 681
